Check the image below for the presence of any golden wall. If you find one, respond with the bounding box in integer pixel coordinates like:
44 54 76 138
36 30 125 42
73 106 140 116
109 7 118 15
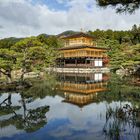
59 48 106 58
64 37 95 47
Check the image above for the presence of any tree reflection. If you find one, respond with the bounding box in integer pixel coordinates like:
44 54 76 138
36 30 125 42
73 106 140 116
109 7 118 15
103 104 140 140
0 93 50 133
22 74 58 99
0 94 20 116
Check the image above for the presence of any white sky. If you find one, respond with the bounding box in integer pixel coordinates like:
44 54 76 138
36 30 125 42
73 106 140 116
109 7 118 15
0 0 140 38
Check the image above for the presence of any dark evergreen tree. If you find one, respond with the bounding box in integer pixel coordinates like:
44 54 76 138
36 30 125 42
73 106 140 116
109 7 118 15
96 0 140 13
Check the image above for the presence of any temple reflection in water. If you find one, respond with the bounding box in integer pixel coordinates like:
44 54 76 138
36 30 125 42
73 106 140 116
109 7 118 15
56 73 109 108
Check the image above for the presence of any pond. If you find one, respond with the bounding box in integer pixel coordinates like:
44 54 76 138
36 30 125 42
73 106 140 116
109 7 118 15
0 73 140 140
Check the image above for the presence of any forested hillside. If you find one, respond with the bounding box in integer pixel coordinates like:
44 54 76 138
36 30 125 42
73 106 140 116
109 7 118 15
88 24 140 72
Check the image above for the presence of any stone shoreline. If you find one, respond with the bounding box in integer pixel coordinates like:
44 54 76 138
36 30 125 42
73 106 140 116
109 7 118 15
46 67 110 73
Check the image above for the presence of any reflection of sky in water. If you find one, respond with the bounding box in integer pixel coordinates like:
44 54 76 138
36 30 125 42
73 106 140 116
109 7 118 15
0 92 134 140
0 125 24 138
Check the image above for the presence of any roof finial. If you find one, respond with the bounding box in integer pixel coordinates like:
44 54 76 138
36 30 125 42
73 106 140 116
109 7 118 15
80 28 84 33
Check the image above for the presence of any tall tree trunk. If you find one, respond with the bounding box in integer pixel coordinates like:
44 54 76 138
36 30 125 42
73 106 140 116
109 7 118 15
7 94 12 106
20 68 26 82
20 51 27 83
0 69 12 83
21 95 27 119
6 69 12 83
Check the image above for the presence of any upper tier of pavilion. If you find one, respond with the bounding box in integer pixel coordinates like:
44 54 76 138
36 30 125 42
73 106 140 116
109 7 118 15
60 32 95 48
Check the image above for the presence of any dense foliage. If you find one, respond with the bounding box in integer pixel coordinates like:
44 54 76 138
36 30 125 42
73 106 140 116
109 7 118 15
88 24 140 70
0 38 21 82
96 0 140 13
0 35 62 82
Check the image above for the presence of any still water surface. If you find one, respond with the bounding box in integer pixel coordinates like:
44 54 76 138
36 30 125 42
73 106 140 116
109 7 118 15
0 73 140 140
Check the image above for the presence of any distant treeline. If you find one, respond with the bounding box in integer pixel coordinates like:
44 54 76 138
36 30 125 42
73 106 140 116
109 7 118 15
88 24 140 45
88 24 140 71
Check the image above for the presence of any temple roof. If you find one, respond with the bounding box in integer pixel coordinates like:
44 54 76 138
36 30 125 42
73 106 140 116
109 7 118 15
58 45 108 51
61 32 94 39
62 100 95 108
59 87 108 94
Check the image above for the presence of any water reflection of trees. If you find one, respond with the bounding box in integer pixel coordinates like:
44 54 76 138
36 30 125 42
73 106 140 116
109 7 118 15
0 93 50 133
22 74 58 99
0 74 58 134
0 73 140 138
97 74 140 107
0 94 20 116
103 104 140 140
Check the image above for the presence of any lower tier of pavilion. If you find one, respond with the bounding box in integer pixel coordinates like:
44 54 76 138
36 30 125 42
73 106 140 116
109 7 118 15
56 57 109 68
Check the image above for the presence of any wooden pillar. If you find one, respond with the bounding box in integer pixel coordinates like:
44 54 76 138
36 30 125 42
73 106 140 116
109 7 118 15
59 59 61 67
85 58 87 68
91 59 94 68
64 59 65 68
90 59 92 68
75 58 77 67
58 59 60 67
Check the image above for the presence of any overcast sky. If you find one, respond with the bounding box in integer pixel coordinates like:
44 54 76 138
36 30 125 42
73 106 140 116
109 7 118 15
0 0 140 38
